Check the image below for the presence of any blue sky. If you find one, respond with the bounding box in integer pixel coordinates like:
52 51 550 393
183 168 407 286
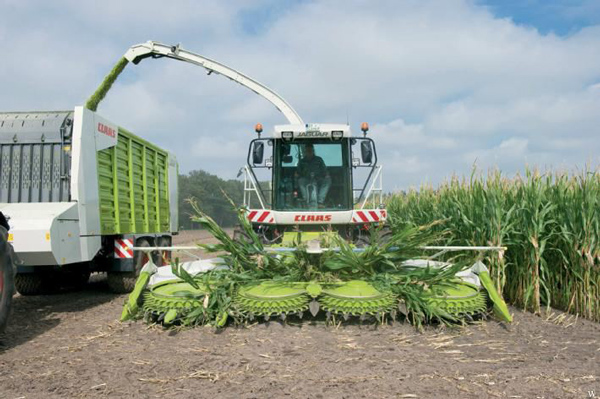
0 0 598 191
479 0 600 35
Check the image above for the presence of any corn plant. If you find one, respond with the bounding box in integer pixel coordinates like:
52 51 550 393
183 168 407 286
387 167 600 321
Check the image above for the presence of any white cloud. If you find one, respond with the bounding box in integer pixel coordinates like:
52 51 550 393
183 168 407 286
466 137 529 164
1 0 599 190
190 136 249 179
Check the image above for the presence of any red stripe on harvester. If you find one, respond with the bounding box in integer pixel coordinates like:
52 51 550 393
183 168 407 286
247 211 258 221
369 211 379 221
257 211 270 223
268 218 274 223
356 211 369 222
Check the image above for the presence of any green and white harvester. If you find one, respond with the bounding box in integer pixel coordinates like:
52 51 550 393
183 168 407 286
105 41 512 329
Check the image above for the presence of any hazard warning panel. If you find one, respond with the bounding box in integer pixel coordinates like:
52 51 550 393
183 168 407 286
114 238 134 259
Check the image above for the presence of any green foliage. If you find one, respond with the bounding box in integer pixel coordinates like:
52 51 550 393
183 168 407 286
387 167 600 321
178 170 244 228
323 223 443 277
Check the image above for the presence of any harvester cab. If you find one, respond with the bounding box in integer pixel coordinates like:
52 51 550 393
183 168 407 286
243 122 386 244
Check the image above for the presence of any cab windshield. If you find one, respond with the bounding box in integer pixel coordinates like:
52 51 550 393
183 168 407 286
273 140 351 211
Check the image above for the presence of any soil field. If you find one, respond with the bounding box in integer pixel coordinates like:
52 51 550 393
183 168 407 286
1 230 599 399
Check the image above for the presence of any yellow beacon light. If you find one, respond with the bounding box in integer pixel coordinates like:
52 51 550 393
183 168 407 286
361 122 369 136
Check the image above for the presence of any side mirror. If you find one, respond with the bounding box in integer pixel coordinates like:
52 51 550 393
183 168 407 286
253 142 264 164
360 141 373 164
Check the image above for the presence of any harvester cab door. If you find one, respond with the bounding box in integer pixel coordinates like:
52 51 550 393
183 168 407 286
246 139 273 209
350 137 378 205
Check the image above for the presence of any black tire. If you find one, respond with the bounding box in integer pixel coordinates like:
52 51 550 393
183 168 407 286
355 226 393 248
234 226 268 245
0 225 15 332
233 227 251 243
14 273 45 295
355 235 370 248
107 238 151 294
155 236 171 266
15 267 89 294
377 226 394 245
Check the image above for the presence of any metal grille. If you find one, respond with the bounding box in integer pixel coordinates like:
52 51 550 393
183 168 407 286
0 111 73 203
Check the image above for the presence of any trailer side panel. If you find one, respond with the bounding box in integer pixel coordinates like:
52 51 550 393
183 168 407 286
97 128 170 235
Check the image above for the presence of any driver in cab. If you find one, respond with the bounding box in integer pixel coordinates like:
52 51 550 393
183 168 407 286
295 144 331 208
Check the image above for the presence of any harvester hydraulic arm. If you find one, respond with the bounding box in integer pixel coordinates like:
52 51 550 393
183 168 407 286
85 41 304 125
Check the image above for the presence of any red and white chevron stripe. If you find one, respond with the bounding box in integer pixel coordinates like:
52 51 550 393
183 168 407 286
247 210 274 224
351 209 387 223
114 238 134 259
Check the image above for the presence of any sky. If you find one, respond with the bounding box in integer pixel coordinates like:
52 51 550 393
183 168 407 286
0 0 599 192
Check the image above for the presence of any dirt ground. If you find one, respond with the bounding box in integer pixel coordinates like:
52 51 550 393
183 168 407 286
1 231 599 399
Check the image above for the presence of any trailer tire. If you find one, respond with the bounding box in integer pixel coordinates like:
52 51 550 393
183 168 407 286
107 238 151 294
107 271 135 294
0 226 15 332
14 273 45 295
155 236 171 266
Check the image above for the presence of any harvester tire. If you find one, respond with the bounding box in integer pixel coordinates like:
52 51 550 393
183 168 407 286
356 226 393 247
233 227 255 245
14 273 44 296
107 238 151 294
0 225 15 332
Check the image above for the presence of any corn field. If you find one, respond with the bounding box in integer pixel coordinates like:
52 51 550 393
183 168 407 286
386 168 600 321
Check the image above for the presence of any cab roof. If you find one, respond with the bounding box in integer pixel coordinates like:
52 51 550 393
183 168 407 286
272 123 352 139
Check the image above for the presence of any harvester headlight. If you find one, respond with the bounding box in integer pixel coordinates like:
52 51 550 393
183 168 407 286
332 130 343 140
281 131 293 140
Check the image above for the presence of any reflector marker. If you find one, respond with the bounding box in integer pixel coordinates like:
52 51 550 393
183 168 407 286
368 211 380 221
115 238 134 258
257 211 270 223
351 210 387 224
356 211 369 222
247 210 273 224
